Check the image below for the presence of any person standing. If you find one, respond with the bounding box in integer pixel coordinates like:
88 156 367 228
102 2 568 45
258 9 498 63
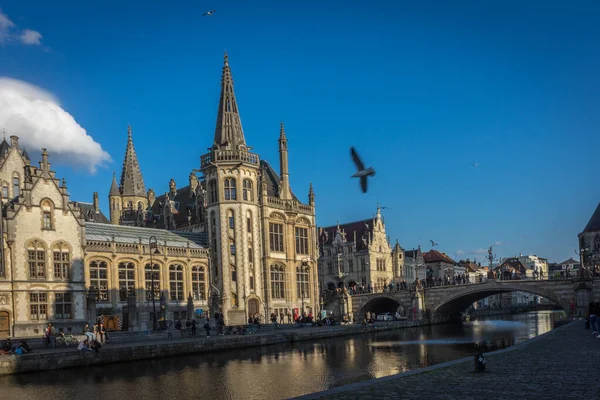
279 311 284 324
203 317 211 338
48 323 56 349
191 319 197 336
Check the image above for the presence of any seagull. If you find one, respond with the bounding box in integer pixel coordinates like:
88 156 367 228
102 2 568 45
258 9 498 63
471 162 479 168
203 10 216 16
350 147 375 193
430 240 438 247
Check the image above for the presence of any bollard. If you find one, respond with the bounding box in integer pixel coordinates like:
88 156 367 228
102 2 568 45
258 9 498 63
474 352 486 373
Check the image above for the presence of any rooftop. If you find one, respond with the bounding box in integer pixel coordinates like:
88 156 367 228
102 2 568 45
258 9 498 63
85 222 207 248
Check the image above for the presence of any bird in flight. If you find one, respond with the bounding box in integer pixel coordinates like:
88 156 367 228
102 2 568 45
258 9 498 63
471 162 479 168
203 10 216 16
430 240 438 247
350 147 375 193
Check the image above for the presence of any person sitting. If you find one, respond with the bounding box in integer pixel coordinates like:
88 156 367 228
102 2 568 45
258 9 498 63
78 339 92 352
1 338 13 354
16 340 30 354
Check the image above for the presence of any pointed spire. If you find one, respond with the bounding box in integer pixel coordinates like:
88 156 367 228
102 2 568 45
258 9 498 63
213 52 246 149
119 125 146 197
376 203 382 219
109 172 120 196
308 182 315 206
279 121 286 139
278 121 292 200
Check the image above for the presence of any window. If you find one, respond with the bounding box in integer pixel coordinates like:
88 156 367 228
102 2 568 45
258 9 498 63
296 266 310 299
376 259 386 271
295 227 309 255
348 259 354 273
209 180 217 203
247 217 251 233
250 275 254 290
243 179 253 201
248 247 253 263
118 262 135 301
12 176 19 197
230 243 236 255
145 263 161 301
270 265 285 299
191 266 206 300
1 185 7 198
229 216 235 229
231 266 237 282
29 293 47 320
27 241 46 279
54 293 72 319
360 259 366 272
269 223 284 252
224 178 236 200
89 260 109 301
169 264 184 301
53 243 70 280
41 200 54 230
327 262 333 274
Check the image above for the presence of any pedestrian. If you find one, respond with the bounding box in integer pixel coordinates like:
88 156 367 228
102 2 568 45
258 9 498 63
203 317 211 338
279 311 284 324
191 319 197 336
48 323 56 348
286 309 292 324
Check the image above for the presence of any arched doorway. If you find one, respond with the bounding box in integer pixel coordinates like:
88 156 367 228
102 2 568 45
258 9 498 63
0 311 10 338
248 298 259 316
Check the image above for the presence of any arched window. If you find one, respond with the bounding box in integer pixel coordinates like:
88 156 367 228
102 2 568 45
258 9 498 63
12 176 19 197
270 265 285 299
41 200 54 230
1 183 7 199
53 242 71 280
296 265 310 299
145 263 161 301
192 266 206 300
27 240 46 279
209 180 217 203
243 179 253 201
89 260 108 301
169 264 184 300
224 178 236 200
118 262 136 301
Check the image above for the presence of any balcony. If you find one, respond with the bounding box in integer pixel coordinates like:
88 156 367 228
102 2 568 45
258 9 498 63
267 196 314 214
201 149 260 168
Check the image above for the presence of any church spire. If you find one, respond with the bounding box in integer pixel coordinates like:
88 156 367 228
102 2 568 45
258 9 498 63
109 172 120 196
278 121 292 200
213 52 246 149
119 125 146 197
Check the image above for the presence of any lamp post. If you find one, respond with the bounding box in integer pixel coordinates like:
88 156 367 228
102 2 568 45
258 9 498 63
488 246 498 282
149 236 158 331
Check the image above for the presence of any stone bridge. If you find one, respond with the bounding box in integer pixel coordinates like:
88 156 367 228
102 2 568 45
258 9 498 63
346 278 600 323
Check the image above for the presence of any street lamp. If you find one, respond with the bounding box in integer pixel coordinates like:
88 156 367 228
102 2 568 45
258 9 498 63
149 236 159 331
488 246 498 282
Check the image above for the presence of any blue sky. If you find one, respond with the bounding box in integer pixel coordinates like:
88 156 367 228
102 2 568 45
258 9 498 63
0 0 598 263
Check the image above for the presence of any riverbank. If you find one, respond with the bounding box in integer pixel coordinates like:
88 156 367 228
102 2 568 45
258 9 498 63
299 319 597 399
0 320 429 376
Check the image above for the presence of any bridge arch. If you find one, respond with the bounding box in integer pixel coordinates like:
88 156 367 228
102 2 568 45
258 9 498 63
356 295 405 322
431 282 571 323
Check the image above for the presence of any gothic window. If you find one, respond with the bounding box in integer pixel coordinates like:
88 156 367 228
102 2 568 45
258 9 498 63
192 266 206 300
27 240 46 279
230 241 236 256
360 259 366 272
29 292 48 320
296 265 310 299
118 262 136 301
12 176 19 197
269 223 284 252
348 259 354 273
295 227 309 255
229 216 235 229
41 200 54 230
89 260 109 301
248 247 253 263
1 184 7 199
250 275 255 290
54 293 72 320
243 179 253 201
231 265 237 282
270 265 285 299
247 217 252 233
224 178 237 200
169 264 184 301
145 263 161 301
209 180 217 203
53 243 71 280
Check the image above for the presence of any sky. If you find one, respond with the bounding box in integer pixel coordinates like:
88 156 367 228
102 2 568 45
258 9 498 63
0 0 598 263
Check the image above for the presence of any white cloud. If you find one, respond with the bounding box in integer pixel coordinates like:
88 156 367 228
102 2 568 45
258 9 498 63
0 78 112 173
456 250 466 257
20 29 42 45
0 9 43 46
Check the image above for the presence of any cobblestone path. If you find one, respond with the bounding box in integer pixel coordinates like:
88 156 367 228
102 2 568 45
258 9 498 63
301 321 600 400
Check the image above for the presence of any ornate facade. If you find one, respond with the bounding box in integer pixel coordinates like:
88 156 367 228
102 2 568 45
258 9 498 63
318 206 404 292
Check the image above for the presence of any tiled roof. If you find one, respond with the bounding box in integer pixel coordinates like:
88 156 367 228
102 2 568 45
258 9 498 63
558 257 580 265
582 202 600 233
498 258 528 274
319 219 372 251
457 260 480 273
74 202 110 224
423 249 456 264
147 183 204 230
85 222 207 248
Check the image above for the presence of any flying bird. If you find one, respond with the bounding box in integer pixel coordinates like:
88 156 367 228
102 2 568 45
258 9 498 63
350 147 375 193
203 10 216 16
430 240 438 247
471 162 479 168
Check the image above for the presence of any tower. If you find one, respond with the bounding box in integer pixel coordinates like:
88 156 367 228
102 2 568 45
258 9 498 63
278 122 292 200
201 53 262 325
108 125 148 225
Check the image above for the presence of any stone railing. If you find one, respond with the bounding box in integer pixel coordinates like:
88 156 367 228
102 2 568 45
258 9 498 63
85 241 111 252
84 241 209 259
167 246 187 257
267 197 314 214
201 149 260 167
115 243 138 254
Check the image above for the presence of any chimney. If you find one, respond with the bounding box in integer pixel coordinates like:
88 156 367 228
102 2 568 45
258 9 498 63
93 192 99 213
147 189 155 207
9 136 18 149
189 172 198 192
169 179 177 197
40 148 50 178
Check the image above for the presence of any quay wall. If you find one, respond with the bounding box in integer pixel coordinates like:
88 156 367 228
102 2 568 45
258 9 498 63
0 320 427 376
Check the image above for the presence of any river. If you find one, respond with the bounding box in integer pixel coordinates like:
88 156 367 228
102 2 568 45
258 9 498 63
0 311 566 400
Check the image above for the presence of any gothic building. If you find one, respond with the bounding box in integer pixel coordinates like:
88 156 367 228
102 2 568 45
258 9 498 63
579 201 600 268
318 205 404 292
107 54 318 325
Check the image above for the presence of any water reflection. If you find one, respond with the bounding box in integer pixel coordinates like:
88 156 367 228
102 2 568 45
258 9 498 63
0 311 563 400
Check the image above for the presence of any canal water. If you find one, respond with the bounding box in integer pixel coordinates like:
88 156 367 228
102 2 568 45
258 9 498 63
0 311 565 400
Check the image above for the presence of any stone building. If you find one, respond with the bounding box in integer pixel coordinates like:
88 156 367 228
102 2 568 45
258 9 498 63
403 247 425 281
83 222 209 330
423 249 459 280
578 201 600 268
0 137 87 338
318 205 403 292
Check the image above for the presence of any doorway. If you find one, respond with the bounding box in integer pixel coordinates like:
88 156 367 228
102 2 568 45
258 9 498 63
0 311 9 338
248 298 259 316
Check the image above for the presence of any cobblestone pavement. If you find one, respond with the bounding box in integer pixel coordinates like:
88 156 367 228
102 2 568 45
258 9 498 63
301 321 600 400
